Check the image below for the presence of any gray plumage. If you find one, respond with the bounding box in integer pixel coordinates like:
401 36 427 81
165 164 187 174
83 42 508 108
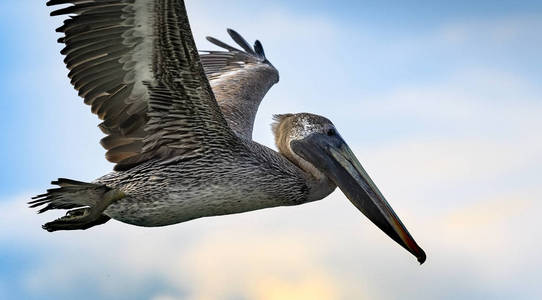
29 1 427 267
30 0 324 230
200 29 279 139
45 0 234 173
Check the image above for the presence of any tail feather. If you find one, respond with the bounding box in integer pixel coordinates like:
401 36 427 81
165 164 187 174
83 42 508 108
29 178 110 214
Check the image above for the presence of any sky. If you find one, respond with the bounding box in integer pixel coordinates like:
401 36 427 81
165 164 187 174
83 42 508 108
1 0 542 299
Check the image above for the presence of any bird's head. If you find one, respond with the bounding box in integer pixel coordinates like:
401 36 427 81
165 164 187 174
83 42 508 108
272 112 426 264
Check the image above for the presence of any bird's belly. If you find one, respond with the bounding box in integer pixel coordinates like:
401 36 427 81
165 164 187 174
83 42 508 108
103 184 285 227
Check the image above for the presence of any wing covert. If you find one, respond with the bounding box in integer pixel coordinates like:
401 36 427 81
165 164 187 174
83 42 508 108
200 29 279 140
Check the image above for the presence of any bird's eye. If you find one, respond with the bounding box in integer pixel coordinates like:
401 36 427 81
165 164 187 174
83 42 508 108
327 128 336 136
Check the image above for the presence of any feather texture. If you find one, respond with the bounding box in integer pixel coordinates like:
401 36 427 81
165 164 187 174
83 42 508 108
200 29 280 139
48 0 236 170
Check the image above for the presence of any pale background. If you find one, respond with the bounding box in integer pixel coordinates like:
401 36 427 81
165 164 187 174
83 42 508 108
1 0 541 299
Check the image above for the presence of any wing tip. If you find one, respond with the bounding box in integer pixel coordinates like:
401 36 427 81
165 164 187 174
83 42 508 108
207 28 268 60
46 0 70 6
226 28 256 55
206 36 241 52
254 40 265 59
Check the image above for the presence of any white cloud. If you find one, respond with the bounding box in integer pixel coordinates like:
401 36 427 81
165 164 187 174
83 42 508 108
355 136 542 200
175 233 344 300
3 177 541 299
2 2 542 300
359 69 542 122
1 195 365 300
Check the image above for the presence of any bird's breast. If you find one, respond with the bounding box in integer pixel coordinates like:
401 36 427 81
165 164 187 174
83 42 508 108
104 178 303 227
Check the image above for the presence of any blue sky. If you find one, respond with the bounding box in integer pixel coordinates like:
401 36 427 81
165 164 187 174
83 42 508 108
1 1 541 299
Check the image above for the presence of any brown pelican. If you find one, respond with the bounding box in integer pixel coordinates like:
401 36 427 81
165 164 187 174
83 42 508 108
30 0 426 263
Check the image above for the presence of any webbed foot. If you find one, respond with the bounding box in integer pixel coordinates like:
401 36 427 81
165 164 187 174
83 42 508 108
43 208 111 232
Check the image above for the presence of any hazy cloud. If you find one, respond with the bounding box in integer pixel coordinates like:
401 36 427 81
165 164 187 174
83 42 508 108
1 1 541 300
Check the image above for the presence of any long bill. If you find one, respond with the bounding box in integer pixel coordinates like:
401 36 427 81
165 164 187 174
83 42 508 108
291 133 426 264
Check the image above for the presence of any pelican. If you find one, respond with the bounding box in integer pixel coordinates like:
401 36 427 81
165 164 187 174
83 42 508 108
30 0 426 263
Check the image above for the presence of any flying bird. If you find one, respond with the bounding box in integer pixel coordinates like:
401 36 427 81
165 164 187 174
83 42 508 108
30 0 426 264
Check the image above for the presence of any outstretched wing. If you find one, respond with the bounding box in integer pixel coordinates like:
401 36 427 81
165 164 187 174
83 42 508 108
48 0 236 171
200 29 279 140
